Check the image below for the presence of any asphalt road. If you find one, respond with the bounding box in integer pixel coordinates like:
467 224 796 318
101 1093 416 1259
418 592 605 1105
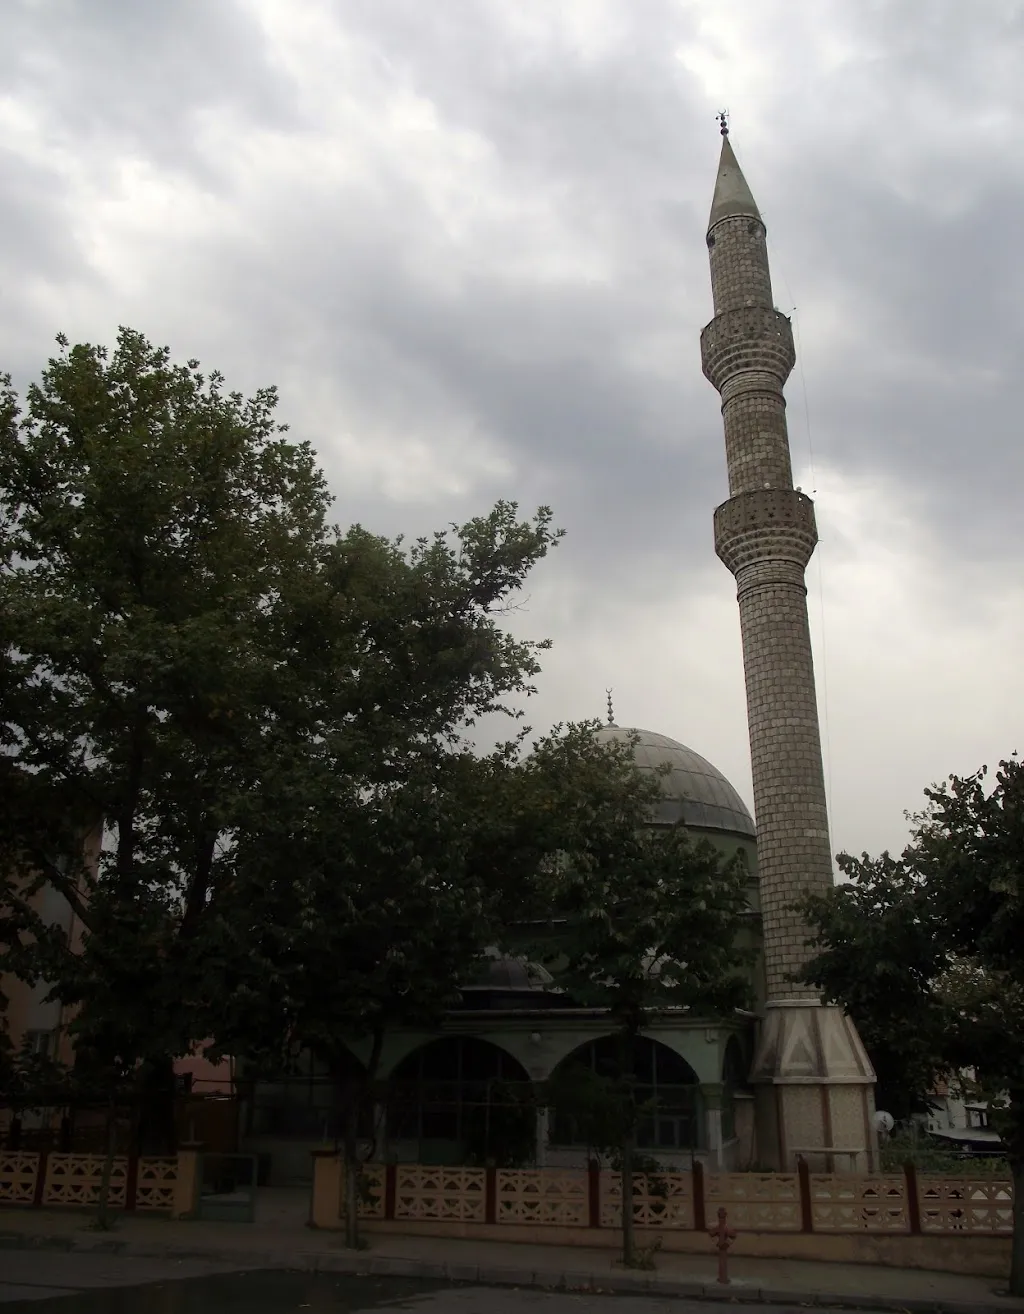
0 1252 895 1312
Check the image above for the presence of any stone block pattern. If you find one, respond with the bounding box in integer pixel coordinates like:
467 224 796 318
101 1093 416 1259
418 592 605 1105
705 192 834 1004
708 215 774 313
736 565 832 999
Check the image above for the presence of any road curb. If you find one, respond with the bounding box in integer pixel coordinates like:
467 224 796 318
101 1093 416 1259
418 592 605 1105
0 1230 1019 1313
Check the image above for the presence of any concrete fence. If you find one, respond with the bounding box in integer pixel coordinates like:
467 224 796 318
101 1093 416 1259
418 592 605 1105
0 1148 199 1217
311 1157 1013 1239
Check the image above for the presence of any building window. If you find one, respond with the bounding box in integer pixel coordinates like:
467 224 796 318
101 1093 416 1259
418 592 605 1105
247 1049 370 1140
549 1036 700 1152
387 1037 534 1166
23 1030 54 1058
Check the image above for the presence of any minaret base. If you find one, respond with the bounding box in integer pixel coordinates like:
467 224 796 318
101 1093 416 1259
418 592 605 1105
750 1002 879 1172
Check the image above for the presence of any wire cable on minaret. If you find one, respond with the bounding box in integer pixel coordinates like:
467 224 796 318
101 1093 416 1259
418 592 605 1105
765 230 836 834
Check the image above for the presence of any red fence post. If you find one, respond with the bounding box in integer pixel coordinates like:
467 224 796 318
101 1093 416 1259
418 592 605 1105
125 1154 139 1212
32 1151 49 1209
797 1157 814 1233
485 1166 497 1225
384 1163 397 1221
587 1160 601 1228
692 1159 706 1232
708 1206 737 1284
904 1162 922 1235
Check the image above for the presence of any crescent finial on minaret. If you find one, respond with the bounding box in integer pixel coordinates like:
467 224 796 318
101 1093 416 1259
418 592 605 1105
717 109 729 137
605 688 615 726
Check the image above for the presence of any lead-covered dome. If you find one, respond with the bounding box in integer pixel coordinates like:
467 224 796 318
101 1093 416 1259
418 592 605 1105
595 725 755 838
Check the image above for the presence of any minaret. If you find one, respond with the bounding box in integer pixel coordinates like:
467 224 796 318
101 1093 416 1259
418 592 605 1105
701 119 877 1171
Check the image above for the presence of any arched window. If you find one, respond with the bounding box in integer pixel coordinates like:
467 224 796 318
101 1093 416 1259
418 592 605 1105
549 1036 700 1151
246 1047 368 1140
387 1037 534 1166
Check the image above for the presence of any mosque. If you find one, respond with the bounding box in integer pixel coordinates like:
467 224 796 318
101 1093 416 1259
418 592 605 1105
240 128 878 1184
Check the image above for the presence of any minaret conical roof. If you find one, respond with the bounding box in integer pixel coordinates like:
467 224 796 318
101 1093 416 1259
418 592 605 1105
708 134 761 230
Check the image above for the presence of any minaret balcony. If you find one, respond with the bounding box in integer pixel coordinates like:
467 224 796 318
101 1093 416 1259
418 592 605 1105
700 307 796 392
714 488 818 575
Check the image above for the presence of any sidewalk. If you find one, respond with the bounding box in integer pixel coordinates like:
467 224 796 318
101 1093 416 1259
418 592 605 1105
0 1190 1020 1314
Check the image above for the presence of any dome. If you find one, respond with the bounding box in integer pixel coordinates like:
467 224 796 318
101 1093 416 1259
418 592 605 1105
595 725 755 838
461 950 555 994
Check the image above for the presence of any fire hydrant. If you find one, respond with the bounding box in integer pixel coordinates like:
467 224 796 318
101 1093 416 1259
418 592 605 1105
708 1206 737 1285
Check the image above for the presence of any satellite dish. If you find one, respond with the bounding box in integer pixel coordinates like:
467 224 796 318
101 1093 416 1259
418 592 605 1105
874 1110 895 1135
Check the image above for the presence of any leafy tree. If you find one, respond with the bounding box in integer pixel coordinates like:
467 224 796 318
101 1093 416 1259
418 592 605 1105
0 330 561 1153
209 724 661 1248
0 1035 70 1149
801 756 1024 1295
518 819 753 1267
0 329 336 1141
800 851 956 1121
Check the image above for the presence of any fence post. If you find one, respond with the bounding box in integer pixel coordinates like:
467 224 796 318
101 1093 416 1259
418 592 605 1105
692 1159 706 1232
32 1150 49 1209
904 1162 922 1235
797 1156 813 1233
172 1142 204 1221
485 1166 497 1225
587 1159 601 1228
384 1163 397 1221
125 1154 139 1212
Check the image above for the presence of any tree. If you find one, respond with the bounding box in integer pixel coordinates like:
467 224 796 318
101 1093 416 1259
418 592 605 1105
518 818 753 1268
800 851 957 1121
801 756 1024 1295
208 723 662 1248
0 329 336 1141
0 330 561 1151
209 753 500 1248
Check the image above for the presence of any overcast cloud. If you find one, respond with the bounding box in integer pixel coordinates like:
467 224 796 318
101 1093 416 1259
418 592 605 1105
3 0 1022 860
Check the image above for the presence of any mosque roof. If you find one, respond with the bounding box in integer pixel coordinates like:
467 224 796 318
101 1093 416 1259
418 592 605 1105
594 724 756 838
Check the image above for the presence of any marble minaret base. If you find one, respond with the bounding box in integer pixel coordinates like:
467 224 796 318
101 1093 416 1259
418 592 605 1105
750 1001 879 1171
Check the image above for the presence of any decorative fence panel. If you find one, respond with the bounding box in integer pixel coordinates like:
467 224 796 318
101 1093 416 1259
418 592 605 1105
495 1168 588 1226
919 1177 1013 1235
600 1171 695 1229
135 1157 179 1211
0 1153 41 1206
809 1173 908 1232
705 1172 802 1231
392 1165 486 1222
42 1154 128 1209
357 1163 386 1219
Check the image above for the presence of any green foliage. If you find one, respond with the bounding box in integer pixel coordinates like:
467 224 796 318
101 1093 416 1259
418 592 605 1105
878 1129 1006 1176
0 330 563 1162
800 755 1024 1293
801 852 957 1120
0 1035 70 1114
524 820 754 1026
519 813 751 1268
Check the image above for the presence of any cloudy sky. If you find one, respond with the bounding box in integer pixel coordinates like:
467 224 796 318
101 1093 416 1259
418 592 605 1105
3 0 1022 861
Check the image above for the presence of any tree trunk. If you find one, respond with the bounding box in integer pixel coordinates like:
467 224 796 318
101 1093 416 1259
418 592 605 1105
342 1099 360 1250
95 1096 117 1230
1009 1162 1024 1297
620 1129 637 1268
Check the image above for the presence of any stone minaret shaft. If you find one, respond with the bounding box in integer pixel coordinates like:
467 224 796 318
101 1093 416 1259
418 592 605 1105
701 136 830 1002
